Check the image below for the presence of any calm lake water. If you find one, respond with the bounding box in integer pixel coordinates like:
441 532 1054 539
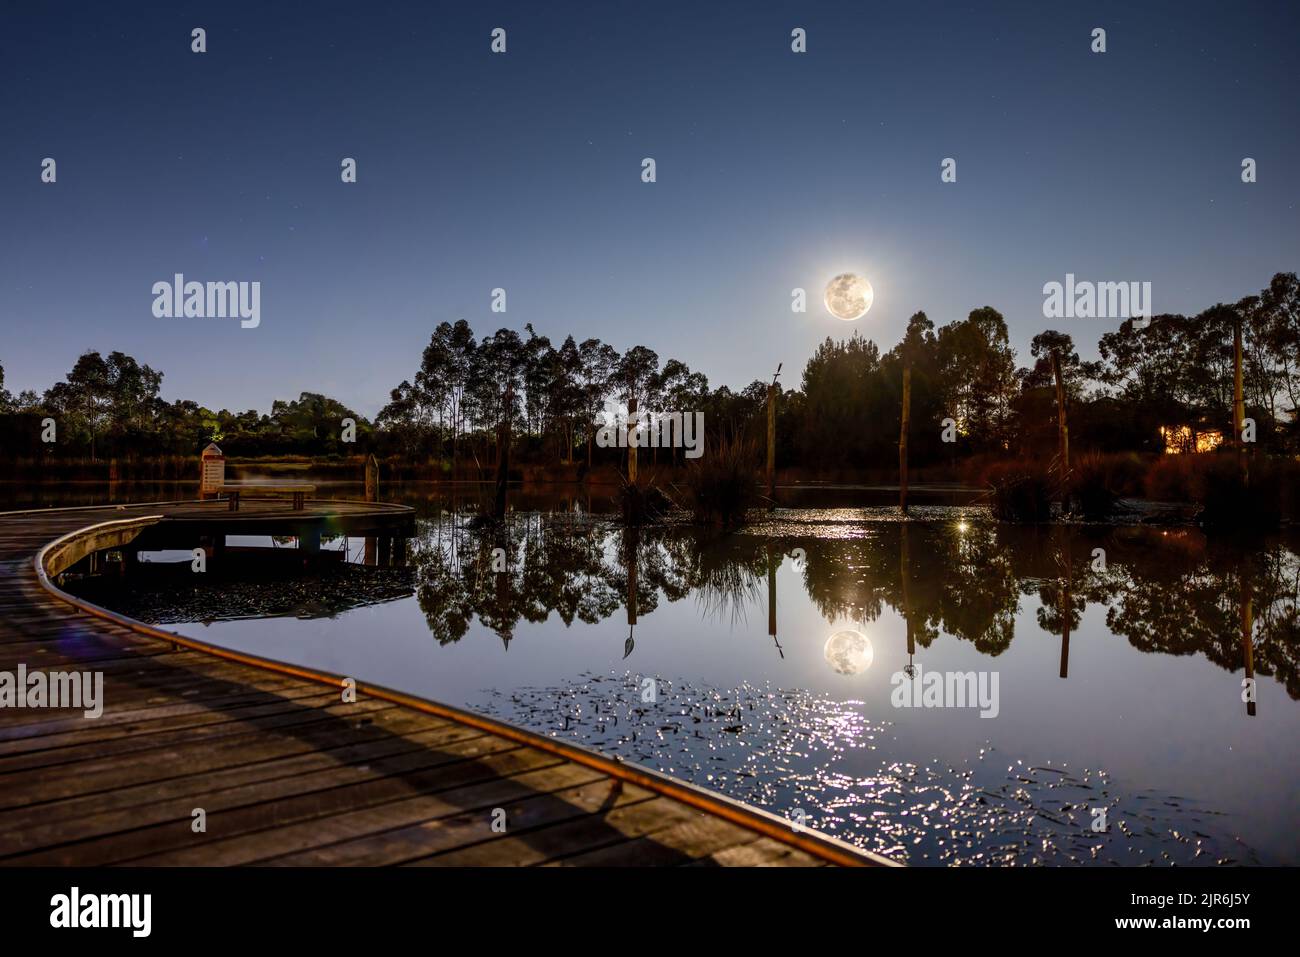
53 483 1300 866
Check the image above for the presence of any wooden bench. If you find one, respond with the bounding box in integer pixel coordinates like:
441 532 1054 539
218 483 315 512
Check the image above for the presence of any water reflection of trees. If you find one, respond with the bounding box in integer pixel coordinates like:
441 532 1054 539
411 512 771 647
409 511 1300 698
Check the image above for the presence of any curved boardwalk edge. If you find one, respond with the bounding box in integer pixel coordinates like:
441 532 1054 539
0 501 895 867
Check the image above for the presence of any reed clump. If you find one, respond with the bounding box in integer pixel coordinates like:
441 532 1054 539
677 432 760 530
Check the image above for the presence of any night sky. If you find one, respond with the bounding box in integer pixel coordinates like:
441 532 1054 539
3 0 1297 417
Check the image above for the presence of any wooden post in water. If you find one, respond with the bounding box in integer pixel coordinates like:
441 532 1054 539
1233 317 1248 487
1051 349 1070 511
365 453 379 503
899 364 911 515
627 396 639 488
495 384 512 519
767 384 777 502
766 363 781 506
364 454 380 563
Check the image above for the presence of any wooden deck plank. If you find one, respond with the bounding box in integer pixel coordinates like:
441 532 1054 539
685 836 828 867
544 813 774 867
255 766 637 866
0 701 417 804
9 737 538 865
110 747 576 866
0 724 491 846
412 789 706 867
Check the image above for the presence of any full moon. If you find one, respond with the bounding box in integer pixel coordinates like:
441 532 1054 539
824 273 874 321
823 629 874 676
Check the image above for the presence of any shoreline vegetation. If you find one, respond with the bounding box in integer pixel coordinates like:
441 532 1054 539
2 452 1296 530
3 272 1298 529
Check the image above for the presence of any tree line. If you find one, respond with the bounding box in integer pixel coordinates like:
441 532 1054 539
2 272 1296 466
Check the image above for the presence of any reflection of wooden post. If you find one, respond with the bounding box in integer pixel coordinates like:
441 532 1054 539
364 536 376 565
627 396 639 487
1241 574 1256 717
1233 318 1248 487
1051 350 1070 509
899 365 911 515
624 530 638 658
767 543 784 658
1059 531 1072 679
767 545 777 639
627 544 637 628
365 454 379 502
901 524 915 661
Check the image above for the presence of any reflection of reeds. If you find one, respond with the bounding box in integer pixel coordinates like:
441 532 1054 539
690 544 765 626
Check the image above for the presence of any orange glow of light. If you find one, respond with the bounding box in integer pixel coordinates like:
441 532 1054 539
1160 425 1222 454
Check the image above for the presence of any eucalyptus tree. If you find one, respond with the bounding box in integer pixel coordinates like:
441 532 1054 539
468 328 526 463
43 350 163 460
613 345 660 410
377 380 426 456
550 335 585 463
521 323 554 439
577 338 618 466
1260 272 1300 414
414 320 476 466
659 359 708 465
936 307 1018 452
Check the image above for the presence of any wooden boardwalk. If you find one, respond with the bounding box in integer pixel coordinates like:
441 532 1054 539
0 500 887 867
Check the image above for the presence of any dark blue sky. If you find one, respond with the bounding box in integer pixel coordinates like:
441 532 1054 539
3 0 1297 416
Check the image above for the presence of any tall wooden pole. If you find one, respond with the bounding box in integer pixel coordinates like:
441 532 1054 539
494 384 512 519
1051 350 1070 510
365 453 379 503
364 453 380 564
899 364 911 515
627 396 638 488
1234 317 1248 487
766 363 782 508
766 383 777 501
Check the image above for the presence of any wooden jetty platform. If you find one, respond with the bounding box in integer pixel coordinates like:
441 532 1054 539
0 499 890 867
